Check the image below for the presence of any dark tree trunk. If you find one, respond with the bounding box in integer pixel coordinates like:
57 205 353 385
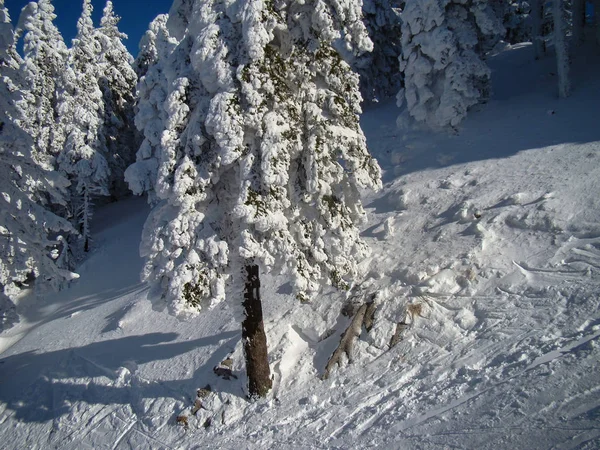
531 0 546 60
242 264 272 399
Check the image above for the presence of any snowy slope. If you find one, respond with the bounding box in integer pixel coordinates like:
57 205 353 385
1 42 600 449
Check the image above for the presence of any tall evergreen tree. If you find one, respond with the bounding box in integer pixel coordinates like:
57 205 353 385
96 1 139 199
128 0 381 398
56 0 108 252
0 0 76 296
397 0 503 130
19 0 68 167
126 14 177 204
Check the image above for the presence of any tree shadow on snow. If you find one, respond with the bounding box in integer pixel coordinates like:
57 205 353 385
0 331 245 423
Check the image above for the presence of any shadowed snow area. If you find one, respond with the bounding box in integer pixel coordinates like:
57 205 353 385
1 43 600 449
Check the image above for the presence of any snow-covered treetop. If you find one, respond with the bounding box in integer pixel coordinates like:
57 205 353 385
133 0 381 317
100 1 126 39
75 0 94 48
21 0 67 57
133 13 170 78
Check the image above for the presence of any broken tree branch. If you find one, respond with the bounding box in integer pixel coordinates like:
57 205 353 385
322 299 376 380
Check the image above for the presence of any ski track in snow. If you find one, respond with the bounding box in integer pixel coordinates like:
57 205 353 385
1 43 600 449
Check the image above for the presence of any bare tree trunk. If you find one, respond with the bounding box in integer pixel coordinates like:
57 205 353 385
82 185 90 252
242 264 272 399
531 0 545 59
553 0 571 98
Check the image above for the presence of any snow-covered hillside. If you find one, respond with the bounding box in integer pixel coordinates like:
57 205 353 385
1 42 600 449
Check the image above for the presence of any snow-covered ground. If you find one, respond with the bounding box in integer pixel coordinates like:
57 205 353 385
1 42 600 449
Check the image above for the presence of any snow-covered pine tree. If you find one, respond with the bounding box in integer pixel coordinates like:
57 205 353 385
133 14 170 78
0 0 77 296
18 0 68 168
355 0 403 103
131 0 381 398
397 0 503 130
96 1 139 199
126 14 177 204
56 0 109 252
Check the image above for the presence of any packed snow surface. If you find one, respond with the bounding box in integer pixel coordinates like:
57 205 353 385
1 43 600 449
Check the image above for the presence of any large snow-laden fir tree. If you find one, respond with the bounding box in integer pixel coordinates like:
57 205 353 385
125 14 178 204
18 0 68 168
129 0 381 398
96 1 139 199
397 0 503 130
0 0 76 297
56 0 109 252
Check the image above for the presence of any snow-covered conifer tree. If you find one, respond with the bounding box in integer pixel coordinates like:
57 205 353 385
96 1 139 199
133 14 170 78
19 0 68 167
0 1 76 295
126 14 178 204
355 0 403 102
56 0 108 252
397 0 503 130
131 0 381 398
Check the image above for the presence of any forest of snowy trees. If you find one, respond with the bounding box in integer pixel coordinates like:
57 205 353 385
1 0 599 395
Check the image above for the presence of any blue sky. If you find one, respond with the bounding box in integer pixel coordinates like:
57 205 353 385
5 0 174 56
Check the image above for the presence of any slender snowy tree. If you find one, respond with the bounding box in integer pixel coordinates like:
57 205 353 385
128 0 381 398
96 0 139 199
126 14 177 204
0 1 77 295
18 0 68 168
355 0 403 103
56 0 109 252
133 14 170 78
397 0 503 130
